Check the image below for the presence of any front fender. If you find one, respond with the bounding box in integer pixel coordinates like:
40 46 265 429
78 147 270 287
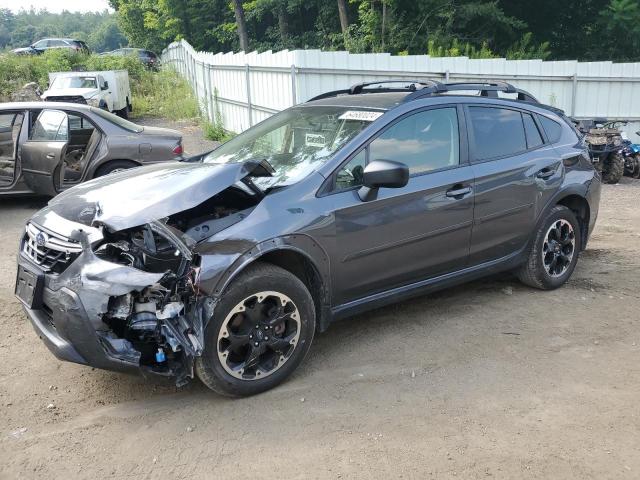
196 234 331 304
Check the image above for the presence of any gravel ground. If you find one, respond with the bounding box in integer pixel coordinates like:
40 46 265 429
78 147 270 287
1 120 640 479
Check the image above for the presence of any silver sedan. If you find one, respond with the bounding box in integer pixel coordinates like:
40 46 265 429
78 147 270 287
0 102 184 196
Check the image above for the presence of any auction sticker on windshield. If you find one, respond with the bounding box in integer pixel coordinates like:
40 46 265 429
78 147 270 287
338 111 383 122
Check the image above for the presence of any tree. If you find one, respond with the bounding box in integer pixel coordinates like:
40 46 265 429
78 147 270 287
232 0 249 51
337 0 349 38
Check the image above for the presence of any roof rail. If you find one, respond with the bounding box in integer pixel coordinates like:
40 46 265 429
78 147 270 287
306 79 539 104
402 81 539 103
306 79 446 102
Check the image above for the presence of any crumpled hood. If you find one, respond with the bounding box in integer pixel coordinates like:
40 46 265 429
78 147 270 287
46 161 262 231
42 87 99 99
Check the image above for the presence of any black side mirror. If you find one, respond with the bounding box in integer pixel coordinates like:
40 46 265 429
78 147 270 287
101 81 109 90
358 159 409 201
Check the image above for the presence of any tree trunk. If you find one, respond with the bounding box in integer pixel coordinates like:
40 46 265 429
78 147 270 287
278 2 288 44
337 0 349 36
381 0 387 51
232 0 249 52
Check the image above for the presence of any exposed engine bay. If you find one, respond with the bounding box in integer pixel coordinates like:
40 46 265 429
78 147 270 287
88 185 259 385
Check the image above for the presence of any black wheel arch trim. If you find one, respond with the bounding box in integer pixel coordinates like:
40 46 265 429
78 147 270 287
203 234 333 332
532 185 591 252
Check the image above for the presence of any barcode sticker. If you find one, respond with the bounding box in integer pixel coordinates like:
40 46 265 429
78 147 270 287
338 111 384 122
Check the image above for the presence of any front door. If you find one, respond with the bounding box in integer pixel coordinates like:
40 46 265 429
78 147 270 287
466 105 563 264
330 106 475 305
20 109 69 196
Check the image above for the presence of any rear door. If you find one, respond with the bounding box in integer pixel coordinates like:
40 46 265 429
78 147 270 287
20 109 69 196
329 105 475 305
466 105 563 265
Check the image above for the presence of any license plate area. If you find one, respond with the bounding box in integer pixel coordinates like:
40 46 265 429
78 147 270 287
15 264 44 309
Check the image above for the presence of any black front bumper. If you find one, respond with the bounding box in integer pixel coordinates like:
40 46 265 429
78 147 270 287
18 255 141 375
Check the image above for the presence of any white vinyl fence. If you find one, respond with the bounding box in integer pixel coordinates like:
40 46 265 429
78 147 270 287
162 39 640 141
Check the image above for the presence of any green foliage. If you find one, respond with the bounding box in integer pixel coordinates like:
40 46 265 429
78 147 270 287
427 39 497 59
506 32 551 60
131 69 200 119
0 8 126 53
0 48 211 140
202 88 234 141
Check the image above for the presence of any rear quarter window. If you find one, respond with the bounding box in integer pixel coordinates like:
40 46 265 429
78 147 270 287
539 116 563 143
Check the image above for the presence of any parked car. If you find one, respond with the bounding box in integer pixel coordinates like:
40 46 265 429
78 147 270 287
12 38 90 55
0 102 183 197
42 70 133 118
16 81 600 397
100 48 160 70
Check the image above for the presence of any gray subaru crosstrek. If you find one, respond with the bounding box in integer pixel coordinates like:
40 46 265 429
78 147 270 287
16 81 601 396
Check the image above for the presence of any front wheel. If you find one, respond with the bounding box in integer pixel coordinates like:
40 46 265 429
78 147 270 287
517 205 581 290
196 263 316 397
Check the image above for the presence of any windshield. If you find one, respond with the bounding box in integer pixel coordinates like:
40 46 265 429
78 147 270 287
90 107 144 133
52 76 97 89
203 106 383 188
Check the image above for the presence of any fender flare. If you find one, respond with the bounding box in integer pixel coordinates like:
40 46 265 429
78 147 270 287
207 234 332 327
528 184 591 251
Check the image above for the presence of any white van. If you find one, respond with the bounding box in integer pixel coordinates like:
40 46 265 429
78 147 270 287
42 70 132 118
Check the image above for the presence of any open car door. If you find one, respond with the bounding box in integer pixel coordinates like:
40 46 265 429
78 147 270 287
20 109 68 196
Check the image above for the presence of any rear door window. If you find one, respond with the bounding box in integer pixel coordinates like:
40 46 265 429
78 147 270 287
31 110 68 142
468 106 527 161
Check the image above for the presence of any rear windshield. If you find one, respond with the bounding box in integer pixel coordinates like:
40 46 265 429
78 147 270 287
90 107 143 133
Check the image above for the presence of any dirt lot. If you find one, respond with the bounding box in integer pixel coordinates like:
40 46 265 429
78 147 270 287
1 120 640 479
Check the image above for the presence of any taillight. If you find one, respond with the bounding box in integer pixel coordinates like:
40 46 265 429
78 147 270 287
172 143 183 155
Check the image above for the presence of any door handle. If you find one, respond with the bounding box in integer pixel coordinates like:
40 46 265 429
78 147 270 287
46 153 55 159
536 167 556 179
445 185 472 198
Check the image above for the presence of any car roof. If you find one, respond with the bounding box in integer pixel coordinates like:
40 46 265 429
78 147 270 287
0 101 94 112
303 90 564 119
303 92 409 110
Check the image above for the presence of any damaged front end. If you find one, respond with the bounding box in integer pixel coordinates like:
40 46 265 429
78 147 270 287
18 160 269 386
23 221 211 387
87 222 211 386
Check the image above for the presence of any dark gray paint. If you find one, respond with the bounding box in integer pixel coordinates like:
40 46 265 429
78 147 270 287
19 91 601 378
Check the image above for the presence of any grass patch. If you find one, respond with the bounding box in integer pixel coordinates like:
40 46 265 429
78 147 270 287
202 120 234 142
0 49 198 120
0 49 227 138
131 69 200 120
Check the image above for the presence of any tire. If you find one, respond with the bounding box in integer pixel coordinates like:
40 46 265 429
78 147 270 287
602 153 624 184
117 106 129 119
517 205 581 290
632 154 640 179
196 263 316 397
94 160 138 177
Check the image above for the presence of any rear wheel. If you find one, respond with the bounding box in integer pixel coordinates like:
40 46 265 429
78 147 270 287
94 160 138 177
602 153 624 184
196 263 315 397
517 205 581 290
